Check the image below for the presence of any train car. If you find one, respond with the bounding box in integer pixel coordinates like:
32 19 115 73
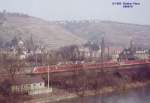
119 59 150 66
32 59 150 74
33 66 48 74
32 63 83 74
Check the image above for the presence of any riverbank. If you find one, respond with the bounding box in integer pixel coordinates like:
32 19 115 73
24 81 150 103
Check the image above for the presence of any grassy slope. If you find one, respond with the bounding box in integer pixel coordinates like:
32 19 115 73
0 13 86 49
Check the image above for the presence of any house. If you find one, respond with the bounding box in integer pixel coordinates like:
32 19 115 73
112 54 119 62
11 76 52 95
78 46 91 57
110 47 123 62
134 50 149 60
119 48 135 61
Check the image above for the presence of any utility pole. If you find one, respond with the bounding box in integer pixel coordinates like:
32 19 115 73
107 46 110 60
48 65 50 89
35 54 37 66
101 37 105 72
47 53 52 92
130 39 134 51
95 37 105 93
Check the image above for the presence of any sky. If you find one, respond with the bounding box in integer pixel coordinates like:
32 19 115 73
0 0 150 25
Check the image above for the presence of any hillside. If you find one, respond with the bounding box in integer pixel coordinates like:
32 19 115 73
0 12 86 49
58 20 150 48
1 12 150 49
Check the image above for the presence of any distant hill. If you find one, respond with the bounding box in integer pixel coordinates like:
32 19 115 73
1 12 150 49
58 20 150 48
0 12 86 49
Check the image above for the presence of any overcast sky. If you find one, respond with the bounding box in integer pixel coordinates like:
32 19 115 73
0 0 149 25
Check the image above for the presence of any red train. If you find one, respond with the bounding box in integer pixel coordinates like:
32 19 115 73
32 59 150 74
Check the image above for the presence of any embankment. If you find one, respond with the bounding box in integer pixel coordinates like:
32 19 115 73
27 64 150 103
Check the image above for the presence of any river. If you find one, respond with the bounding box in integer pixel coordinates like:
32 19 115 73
55 86 150 103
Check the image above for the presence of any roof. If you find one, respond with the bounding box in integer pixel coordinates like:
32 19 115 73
11 75 44 85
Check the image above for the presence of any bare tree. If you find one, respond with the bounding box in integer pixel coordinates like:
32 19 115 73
71 69 87 97
1 54 25 81
58 45 80 62
0 53 26 103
